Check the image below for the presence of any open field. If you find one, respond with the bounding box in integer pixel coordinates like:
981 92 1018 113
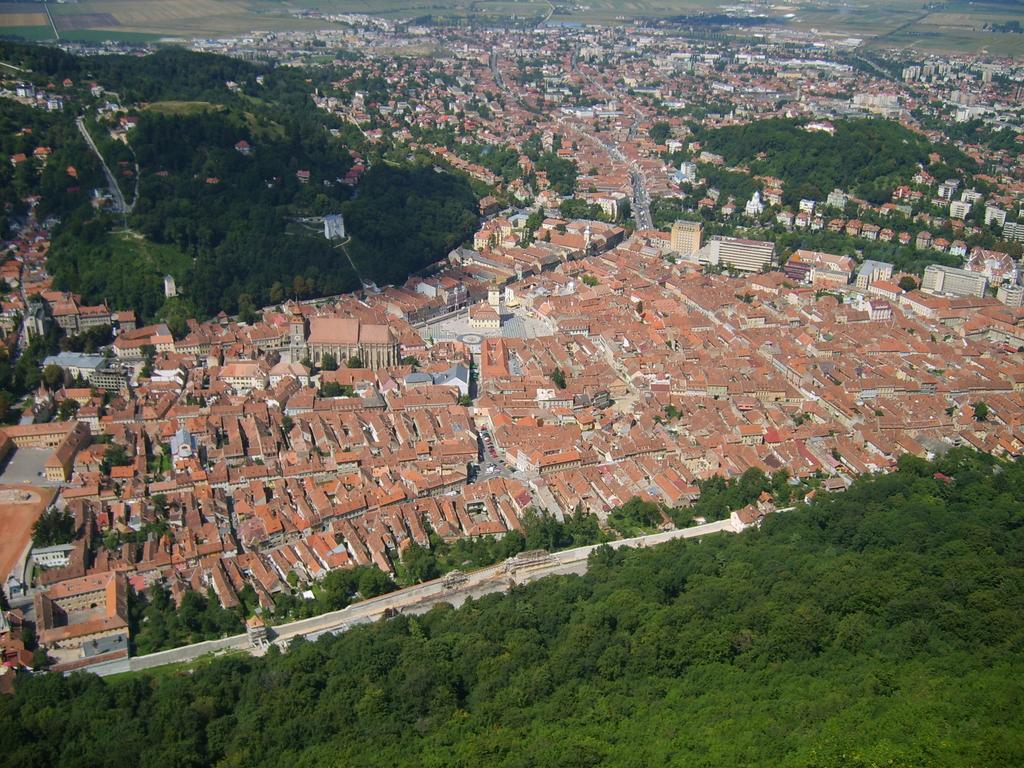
46 0 354 36
0 12 48 27
58 29 168 43
110 229 193 278
1 0 1021 53
873 27 1024 56
142 100 226 115
0 25 55 41
0 482 56 584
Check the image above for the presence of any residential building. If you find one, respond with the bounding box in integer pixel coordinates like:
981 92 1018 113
922 264 988 298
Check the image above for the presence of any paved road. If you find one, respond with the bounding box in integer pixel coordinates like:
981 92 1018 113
75 116 134 214
16 232 30 355
80 517 743 677
43 3 59 40
631 166 653 230
568 64 653 230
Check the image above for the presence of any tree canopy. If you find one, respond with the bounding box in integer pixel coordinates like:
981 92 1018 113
697 118 972 205
3 449 1022 767
24 43 478 321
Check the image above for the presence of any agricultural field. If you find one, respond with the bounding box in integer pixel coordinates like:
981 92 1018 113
0 1 55 41
0 0 1021 53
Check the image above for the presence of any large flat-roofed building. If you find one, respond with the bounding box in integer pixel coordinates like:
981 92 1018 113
670 220 702 256
699 236 775 273
299 317 400 368
922 264 988 298
34 571 129 653
42 352 105 380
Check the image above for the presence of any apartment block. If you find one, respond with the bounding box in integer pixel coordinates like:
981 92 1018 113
922 264 988 298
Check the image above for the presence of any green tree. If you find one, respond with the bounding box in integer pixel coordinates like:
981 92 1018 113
31 507 76 547
42 364 64 391
31 647 50 670
649 121 672 144
101 443 132 474
973 401 989 421
399 543 441 585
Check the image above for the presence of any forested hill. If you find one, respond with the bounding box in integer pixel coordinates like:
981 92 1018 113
696 118 974 205
1 42 480 322
4 448 1023 767
0 43 264 103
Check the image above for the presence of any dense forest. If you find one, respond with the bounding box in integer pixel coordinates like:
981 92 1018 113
696 118 972 205
343 164 480 287
3 43 480 321
0 100 103 234
3 449 1022 767
0 42 263 103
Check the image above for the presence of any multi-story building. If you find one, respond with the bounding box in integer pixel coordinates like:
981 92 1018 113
984 206 1006 228
784 249 854 285
922 264 988 298
997 283 1024 309
34 572 130 656
1002 221 1024 243
699 237 774 273
855 260 894 290
89 360 132 392
670 220 702 255
937 180 959 201
826 189 848 209
949 200 971 220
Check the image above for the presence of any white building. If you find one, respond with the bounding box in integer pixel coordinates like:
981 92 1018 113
984 206 1006 228
324 214 346 240
997 283 1024 309
922 264 988 298
949 200 971 220
827 189 848 209
32 543 76 569
744 191 764 217
698 237 775 273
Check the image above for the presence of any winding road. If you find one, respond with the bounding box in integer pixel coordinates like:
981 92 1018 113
75 116 136 214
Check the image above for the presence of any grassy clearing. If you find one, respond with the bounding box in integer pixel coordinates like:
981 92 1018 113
875 27 1024 56
142 100 225 115
110 229 193 278
103 649 248 683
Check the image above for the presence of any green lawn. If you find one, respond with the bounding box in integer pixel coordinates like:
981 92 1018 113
0 26 56 42
142 100 225 116
109 229 192 277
